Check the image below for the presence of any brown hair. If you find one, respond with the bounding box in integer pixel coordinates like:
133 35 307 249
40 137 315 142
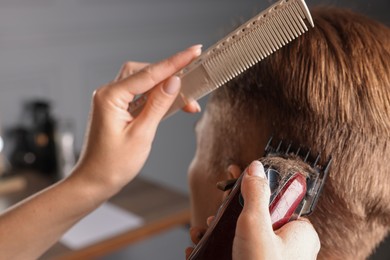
209 7 390 259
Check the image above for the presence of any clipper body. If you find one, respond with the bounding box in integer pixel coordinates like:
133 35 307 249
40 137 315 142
188 139 332 260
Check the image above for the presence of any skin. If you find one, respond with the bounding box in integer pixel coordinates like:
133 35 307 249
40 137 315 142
187 102 320 259
0 45 201 260
188 101 271 229
0 43 319 259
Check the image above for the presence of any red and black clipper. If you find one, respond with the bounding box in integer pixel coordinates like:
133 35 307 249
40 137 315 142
188 138 332 260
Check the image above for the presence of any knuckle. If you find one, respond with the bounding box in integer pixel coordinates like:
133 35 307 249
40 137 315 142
296 220 321 251
141 66 157 86
242 176 271 206
148 95 166 113
250 177 271 197
92 86 106 103
164 57 178 72
123 62 135 74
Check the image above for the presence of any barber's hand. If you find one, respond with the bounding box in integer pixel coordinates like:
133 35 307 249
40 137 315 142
233 161 320 260
73 45 202 196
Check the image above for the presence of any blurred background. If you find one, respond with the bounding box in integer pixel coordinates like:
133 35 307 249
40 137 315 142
0 0 388 259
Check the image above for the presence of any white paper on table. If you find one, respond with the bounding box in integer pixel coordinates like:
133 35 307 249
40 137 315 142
60 202 144 250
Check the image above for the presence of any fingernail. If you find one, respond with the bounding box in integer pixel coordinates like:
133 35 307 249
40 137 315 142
188 98 201 113
195 102 201 112
247 161 265 178
189 44 203 56
163 76 181 95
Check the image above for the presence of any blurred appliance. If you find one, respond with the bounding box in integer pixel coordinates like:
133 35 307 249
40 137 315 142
7 100 59 178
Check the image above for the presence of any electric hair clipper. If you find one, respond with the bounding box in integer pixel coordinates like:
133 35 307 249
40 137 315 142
188 138 332 260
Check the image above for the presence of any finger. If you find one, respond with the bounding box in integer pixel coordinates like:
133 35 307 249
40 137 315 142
119 44 202 95
206 216 215 227
134 76 180 131
182 99 201 113
115 61 149 81
277 219 321 258
185 247 194 259
189 226 207 244
239 161 273 235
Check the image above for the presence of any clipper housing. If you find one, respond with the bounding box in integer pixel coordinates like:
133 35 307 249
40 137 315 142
188 137 332 260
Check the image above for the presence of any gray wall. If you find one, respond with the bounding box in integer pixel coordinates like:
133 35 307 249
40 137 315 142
0 0 389 193
0 1 388 259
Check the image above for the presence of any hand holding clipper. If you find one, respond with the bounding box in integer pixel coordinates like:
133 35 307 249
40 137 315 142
188 139 331 260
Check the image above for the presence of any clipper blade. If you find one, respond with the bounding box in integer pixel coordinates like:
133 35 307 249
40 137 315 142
263 137 332 216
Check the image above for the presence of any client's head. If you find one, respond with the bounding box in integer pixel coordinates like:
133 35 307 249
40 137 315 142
188 7 390 259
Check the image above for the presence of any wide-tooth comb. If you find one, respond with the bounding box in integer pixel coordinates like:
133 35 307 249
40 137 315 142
128 0 314 118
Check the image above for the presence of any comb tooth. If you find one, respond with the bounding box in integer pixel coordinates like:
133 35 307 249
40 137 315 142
292 1 309 31
220 47 234 83
294 0 314 27
217 49 231 84
295 146 301 156
279 8 296 40
293 0 306 19
217 52 227 84
324 157 333 174
289 2 305 30
264 18 283 50
313 153 321 167
219 49 232 83
212 50 224 85
226 42 240 77
283 6 301 37
254 24 271 57
209 53 221 85
247 28 263 63
205 58 220 86
259 17 277 52
240 31 253 67
237 31 251 69
285 142 292 154
276 140 283 152
286 5 304 36
304 149 311 162
243 30 258 67
273 12 290 44
265 136 273 152
238 35 252 70
235 40 246 74
258 18 275 54
262 14 281 48
299 16 309 32
252 27 267 59
230 42 243 74
279 7 296 38
287 4 306 34
252 22 268 60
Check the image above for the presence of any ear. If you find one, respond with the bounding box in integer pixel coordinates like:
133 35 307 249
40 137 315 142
222 164 242 200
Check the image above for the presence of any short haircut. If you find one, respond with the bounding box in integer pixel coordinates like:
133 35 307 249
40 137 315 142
209 7 390 259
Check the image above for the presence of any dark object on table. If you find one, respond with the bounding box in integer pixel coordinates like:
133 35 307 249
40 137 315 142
7 100 59 179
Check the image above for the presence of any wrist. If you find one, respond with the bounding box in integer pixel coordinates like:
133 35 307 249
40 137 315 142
66 166 120 207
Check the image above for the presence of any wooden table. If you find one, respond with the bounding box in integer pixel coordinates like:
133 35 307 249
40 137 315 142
0 172 190 260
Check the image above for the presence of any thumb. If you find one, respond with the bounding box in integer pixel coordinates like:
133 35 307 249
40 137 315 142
238 161 273 236
233 161 274 260
136 76 180 130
